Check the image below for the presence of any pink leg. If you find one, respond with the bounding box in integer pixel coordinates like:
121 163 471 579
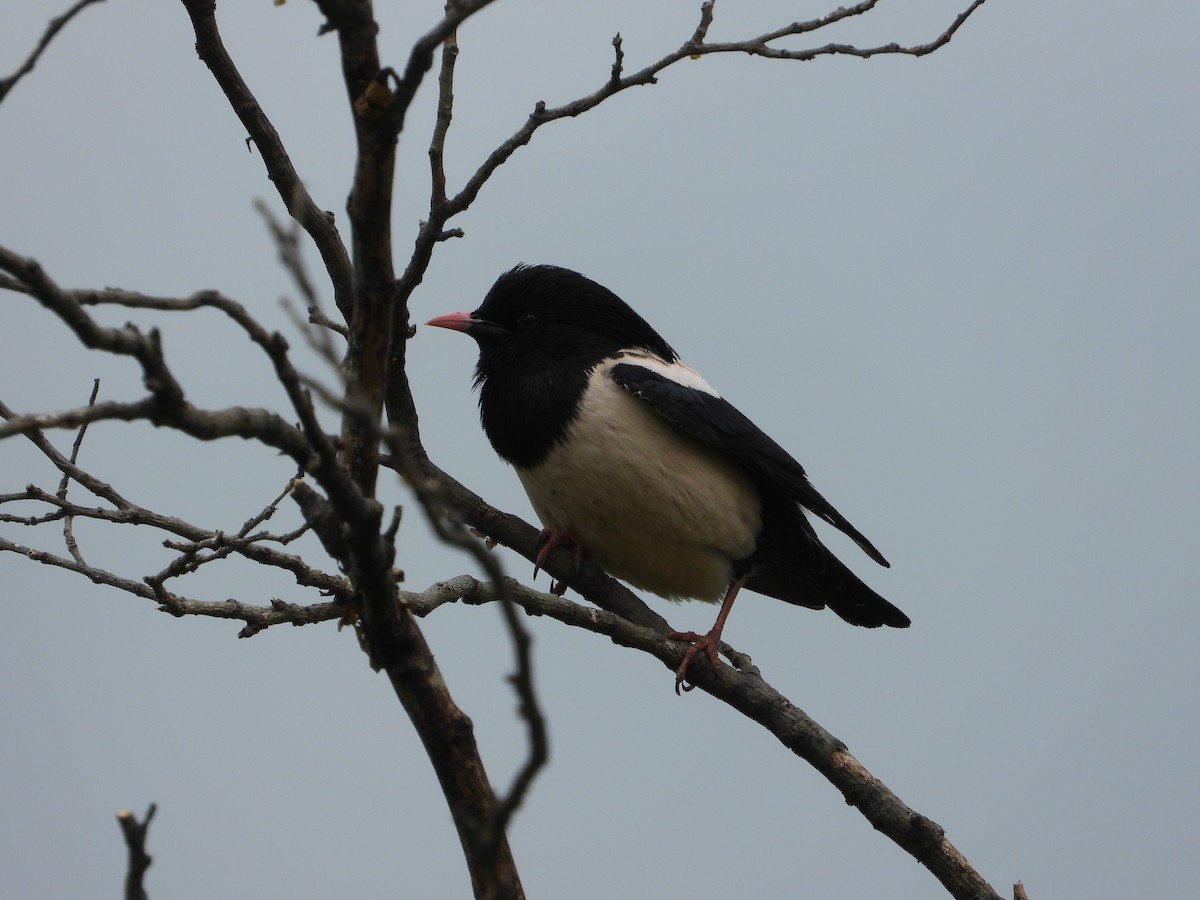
533 529 586 596
668 577 745 694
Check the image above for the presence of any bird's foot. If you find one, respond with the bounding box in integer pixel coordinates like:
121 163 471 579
668 629 723 694
533 529 585 596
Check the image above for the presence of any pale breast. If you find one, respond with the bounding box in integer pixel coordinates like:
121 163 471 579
516 360 762 602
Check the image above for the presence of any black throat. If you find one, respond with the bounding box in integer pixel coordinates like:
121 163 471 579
476 342 604 470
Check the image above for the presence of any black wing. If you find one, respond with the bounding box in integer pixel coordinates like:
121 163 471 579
609 360 890 568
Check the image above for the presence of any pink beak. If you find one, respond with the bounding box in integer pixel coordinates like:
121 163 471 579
426 311 474 332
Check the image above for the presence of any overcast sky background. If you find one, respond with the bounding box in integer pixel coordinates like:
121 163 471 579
2 2 1197 898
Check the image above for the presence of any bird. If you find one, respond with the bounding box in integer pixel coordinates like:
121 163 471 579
427 264 909 690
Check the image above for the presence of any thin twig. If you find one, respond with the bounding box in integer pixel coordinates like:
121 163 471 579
145 475 312 594
55 379 100 565
253 199 323 313
0 247 365 524
0 397 133 508
446 0 989 221
235 475 303 538
0 247 318 463
116 803 155 900
178 0 353 317
0 0 107 104
429 29 458 209
384 0 501 137
0 426 348 602
0 535 343 636
610 33 624 84
690 0 716 46
280 295 344 365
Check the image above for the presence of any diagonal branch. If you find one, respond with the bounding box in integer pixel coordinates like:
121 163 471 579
1 399 132 509
54 378 100 566
0 398 159 441
0 0 108 104
384 0 501 138
0 535 343 637
178 0 353 318
407 575 1005 900
0 453 349 599
388 449 671 633
698 0 987 60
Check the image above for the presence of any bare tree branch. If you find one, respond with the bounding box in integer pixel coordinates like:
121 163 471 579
253 199 323 313
178 0 353 318
0 247 373 530
0 534 343 637
0 392 350 603
0 0 108 104
116 803 155 900
55 379 100 566
0 482 348 594
0 398 158 442
384 0 501 137
162 593 342 637
1 399 134 509
452 0 987 213
428 28 458 213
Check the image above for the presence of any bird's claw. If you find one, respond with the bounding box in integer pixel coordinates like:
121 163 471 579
669 629 722 694
533 529 585 595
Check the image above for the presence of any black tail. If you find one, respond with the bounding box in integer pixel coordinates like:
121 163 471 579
746 553 910 628
745 499 910 628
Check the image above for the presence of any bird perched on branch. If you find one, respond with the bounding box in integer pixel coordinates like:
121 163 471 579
428 264 909 691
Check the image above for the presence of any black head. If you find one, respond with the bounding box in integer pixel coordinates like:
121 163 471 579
427 264 677 467
466 264 676 378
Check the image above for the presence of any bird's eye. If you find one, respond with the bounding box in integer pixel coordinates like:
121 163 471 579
517 313 539 329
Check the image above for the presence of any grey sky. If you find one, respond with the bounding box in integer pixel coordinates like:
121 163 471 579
2 1 1197 898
